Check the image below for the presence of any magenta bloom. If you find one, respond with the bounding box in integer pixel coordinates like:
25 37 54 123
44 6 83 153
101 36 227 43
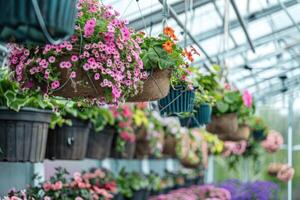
242 90 252 108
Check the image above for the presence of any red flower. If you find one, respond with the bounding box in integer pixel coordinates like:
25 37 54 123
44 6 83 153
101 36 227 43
104 181 117 193
122 105 132 118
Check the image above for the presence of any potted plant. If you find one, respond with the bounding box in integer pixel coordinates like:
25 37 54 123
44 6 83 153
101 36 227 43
46 101 91 160
110 105 136 159
147 172 164 196
0 0 77 44
85 107 115 159
249 116 268 141
178 112 199 128
206 87 243 140
193 68 220 125
0 70 53 162
7 0 146 104
161 117 181 157
117 168 150 200
200 130 224 155
134 107 165 159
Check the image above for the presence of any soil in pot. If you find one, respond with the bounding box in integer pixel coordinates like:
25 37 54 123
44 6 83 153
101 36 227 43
0 107 52 162
158 86 195 115
195 104 212 125
86 126 115 159
128 69 171 102
46 118 90 160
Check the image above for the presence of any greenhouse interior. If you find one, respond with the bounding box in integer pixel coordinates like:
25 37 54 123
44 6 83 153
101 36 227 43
0 0 299 199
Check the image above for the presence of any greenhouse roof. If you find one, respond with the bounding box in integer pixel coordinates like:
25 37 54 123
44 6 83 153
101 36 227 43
103 0 300 101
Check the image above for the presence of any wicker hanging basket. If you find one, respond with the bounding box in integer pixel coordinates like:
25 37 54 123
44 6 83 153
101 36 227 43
0 0 77 44
218 124 250 141
128 69 171 102
206 113 238 140
163 135 177 157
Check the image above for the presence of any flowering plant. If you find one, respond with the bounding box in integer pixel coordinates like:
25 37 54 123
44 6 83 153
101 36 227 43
218 179 279 200
222 140 248 157
5 168 116 200
116 168 149 198
200 130 224 155
161 117 182 139
261 130 283 153
213 89 243 116
249 116 268 132
110 104 136 153
7 0 147 104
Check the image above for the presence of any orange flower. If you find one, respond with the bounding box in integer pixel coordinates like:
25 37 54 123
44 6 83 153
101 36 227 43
183 49 194 62
163 41 173 53
191 46 200 56
163 26 178 41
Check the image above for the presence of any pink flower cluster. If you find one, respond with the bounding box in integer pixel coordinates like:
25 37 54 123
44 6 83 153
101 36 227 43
277 164 295 183
7 0 147 103
222 140 247 157
261 130 283 153
149 185 231 200
43 181 63 191
242 90 252 108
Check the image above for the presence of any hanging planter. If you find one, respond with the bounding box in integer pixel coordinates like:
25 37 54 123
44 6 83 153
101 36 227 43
0 0 77 44
163 135 177 157
128 69 171 102
158 86 195 115
46 118 91 160
206 113 239 140
179 116 198 128
85 126 115 160
7 1 146 104
110 135 136 159
195 104 212 125
252 129 266 141
134 126 151 159
0 107 52 162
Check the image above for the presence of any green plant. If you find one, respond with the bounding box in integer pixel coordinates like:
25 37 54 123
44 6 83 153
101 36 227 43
117 168 149 198
194 90 216 107
147 172 162 192
249 116 268 132
0 69 54 112
213 90 243 116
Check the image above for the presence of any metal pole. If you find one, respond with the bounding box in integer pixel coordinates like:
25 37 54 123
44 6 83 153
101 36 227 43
158 0 214 71
287 92 293 200
206 155 214 183
229 0 256 53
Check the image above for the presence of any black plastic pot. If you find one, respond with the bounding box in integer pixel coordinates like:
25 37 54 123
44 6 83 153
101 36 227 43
46 118 91 160
184 178 194 187
195 104 212 125
179 116 198 128
86 126 115 159
0 107 52 162
113 193 124 200
158 86 195 115
110 134 136 159
252 129 266 141
0 0 77 44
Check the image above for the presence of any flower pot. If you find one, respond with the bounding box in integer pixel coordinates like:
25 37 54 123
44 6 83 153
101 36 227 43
0 0 77 44
179 116 198 128
268 163 284 176
195 104 212 125
85 126 115 160
162 135 177 157
46 118 91 160
110 135 136 159
252 129 266 141
113 193 124 200
158 86 195 115
128 69 171 102
180 157 200 169
125 189 148 200
0 107 52 162
206 113 238 140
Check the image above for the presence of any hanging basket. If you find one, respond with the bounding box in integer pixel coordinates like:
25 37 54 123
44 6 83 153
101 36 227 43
158 86 195 115
179 116 198 128
110 134 136 159
206 113 239 140
195 104 212 125
49 58 106 98
162 135 177 157
180 157 200 169
135 126 151 159
0 107 52 162
85 126 115 160
46 118 91 160
252 129 266 141
128 69 171 102
0 0 77 44
219 124 251 141
268 163 284 176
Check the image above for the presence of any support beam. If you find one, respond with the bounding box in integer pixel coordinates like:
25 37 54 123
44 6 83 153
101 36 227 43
129 0 212 30
158 0 214 71
230 0 255 52
287 93 293 200
194 22 300 66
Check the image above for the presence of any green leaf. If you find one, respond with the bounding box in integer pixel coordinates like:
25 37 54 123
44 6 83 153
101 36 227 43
216 101 229 113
